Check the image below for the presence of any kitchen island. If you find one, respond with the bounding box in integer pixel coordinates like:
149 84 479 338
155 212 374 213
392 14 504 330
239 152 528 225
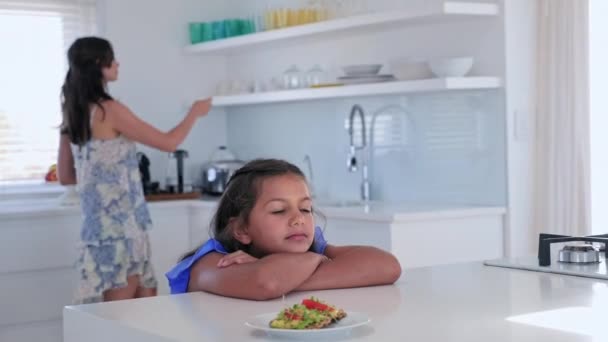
0 195 504 342
64 262 603 341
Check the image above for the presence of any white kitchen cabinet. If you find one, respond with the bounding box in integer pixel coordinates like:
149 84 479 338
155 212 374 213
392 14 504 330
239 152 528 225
323 218 391 250
147 203 192 295
0 199 211 342
188 200 217 249
320 204 505 269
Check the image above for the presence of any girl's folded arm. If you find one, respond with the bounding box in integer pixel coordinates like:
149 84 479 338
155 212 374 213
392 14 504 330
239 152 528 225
188 251 325 300
295 244 402 292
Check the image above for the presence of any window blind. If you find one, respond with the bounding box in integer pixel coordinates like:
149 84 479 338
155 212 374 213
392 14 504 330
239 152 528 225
0 0 97 184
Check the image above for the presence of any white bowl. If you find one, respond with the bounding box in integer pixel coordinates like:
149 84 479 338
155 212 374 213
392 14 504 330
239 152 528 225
342 64 383 77
428 57 474 77
390 57 433 80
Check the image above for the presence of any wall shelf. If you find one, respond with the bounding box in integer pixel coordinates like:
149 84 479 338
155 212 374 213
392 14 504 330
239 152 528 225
184 1 499 55
211 77 502 107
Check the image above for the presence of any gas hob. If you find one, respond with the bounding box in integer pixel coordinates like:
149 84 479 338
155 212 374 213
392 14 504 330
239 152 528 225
484 233 608 280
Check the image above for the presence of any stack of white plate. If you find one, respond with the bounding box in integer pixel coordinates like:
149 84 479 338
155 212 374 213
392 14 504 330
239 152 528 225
338 64 396 85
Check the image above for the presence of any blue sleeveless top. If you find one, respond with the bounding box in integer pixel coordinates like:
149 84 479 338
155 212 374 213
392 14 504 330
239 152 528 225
166 226 328 294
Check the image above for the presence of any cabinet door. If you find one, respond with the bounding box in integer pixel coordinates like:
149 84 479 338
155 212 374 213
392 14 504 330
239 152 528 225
148 205 191 295
189 206 215 249
321 218 391 251
391 215 504 269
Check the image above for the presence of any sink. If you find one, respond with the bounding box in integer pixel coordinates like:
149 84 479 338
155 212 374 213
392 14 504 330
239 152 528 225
315 199 369 208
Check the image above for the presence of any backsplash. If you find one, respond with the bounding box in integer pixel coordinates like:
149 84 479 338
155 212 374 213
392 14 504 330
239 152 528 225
226 90 506 206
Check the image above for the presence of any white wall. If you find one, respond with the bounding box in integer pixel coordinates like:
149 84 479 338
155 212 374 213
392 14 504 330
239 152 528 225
590 0 608 234
97 0 229 186
502 0 537 257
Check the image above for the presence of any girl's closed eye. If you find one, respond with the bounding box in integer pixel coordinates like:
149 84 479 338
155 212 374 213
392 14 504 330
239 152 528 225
271 209 286 214
300 208 312 213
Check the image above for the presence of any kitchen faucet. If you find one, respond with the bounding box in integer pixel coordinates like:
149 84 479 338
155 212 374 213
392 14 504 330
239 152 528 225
303 154 315 198
347 104 370 202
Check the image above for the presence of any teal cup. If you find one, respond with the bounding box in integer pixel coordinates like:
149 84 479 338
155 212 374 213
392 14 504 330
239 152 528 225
212 21 225 40
246 18 256 34
224 19 240 37
188 22 203 44
201 22 213 41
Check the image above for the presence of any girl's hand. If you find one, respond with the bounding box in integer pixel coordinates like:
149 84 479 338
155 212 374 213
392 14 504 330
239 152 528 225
217 250 258 268
189 98 212 118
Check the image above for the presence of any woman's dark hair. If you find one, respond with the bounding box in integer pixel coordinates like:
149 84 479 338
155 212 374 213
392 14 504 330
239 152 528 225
181 158 321 261
61 36 115 145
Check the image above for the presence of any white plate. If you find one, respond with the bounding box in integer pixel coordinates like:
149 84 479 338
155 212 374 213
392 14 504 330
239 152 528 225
245 311 371 339
343 64 383 77
337 74 397 85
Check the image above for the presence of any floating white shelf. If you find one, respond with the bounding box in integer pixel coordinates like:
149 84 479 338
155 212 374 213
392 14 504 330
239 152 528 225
185 1 499 54
212 77 502 107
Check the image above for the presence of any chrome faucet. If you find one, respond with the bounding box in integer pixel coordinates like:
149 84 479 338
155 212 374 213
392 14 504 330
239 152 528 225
303 154 315 198
347 104 370 202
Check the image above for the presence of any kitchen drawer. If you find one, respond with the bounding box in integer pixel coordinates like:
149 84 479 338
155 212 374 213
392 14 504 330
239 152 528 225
323 218 392 250
0 217 80 273
392 215 504 268
0 268 76 326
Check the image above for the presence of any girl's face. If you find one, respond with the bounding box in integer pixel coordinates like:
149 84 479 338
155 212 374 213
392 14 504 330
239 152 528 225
102 59 119 82
237 174 315 256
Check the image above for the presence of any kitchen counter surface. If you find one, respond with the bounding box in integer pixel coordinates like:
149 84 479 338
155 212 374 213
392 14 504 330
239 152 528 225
0 197 221 220
64 262 605 342
0 195 504 222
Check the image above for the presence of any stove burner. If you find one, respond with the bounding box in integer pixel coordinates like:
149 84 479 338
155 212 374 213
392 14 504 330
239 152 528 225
558 244 600 264
538 233 608 266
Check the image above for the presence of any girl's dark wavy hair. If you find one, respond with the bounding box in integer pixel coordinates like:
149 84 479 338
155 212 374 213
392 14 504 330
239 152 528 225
181 158 323 261
60 36 115 145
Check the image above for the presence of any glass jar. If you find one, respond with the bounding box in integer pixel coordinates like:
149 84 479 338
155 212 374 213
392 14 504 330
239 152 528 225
306 64 325 87
283 65 303 89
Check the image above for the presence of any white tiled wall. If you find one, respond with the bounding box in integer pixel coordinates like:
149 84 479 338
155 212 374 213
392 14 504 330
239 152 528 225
226 90 506 205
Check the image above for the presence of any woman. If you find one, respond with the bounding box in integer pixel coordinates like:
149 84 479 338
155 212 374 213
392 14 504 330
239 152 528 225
57 36 211 303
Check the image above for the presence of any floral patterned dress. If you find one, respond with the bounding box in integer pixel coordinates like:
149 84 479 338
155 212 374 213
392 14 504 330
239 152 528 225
71 136 157 304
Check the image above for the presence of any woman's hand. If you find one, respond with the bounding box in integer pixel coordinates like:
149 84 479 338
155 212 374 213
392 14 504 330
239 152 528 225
217 250 258 268
189 98 212 118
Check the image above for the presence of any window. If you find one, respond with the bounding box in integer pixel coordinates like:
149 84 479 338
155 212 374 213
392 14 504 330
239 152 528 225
0 0 97 185
590 0 607 234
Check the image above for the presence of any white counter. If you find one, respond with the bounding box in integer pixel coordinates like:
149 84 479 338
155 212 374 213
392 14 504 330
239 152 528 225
317 201 505 223
0 196 504 223
64 262 606 342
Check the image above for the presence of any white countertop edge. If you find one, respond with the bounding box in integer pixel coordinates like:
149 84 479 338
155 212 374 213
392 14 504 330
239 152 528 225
319 206 506 223
0 199 220 221
0 197 505 223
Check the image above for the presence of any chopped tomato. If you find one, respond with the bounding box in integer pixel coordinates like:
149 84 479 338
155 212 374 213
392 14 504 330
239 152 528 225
284 311 301 320
301 299 330 311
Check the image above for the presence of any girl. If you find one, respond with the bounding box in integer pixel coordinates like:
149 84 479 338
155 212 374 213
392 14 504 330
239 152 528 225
57 36 212 303
166 159 401 300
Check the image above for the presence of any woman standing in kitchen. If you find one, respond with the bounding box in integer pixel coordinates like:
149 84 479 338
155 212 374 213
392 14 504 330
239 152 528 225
56 36 212 304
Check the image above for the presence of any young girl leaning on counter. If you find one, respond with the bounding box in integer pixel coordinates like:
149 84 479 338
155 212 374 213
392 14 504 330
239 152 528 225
166 158 401 300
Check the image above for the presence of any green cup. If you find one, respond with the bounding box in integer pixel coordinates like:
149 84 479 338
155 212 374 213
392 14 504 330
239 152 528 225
240 19 250 35
212 21 225 40
237 19 251 35
224 19 239 37
188 22 203 44
201 22 213 41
